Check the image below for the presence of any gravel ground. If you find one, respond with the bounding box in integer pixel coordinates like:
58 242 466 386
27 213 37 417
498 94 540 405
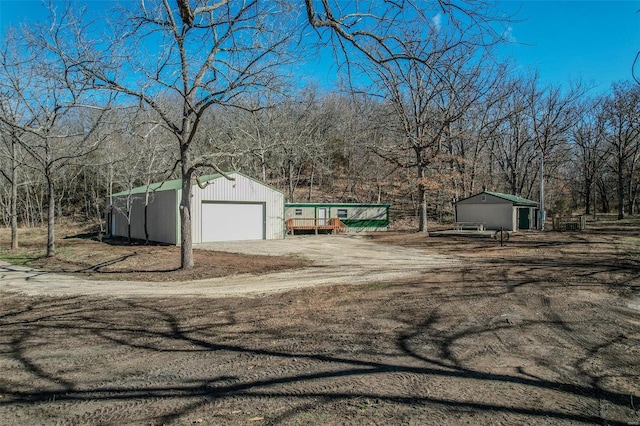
1 235 458 298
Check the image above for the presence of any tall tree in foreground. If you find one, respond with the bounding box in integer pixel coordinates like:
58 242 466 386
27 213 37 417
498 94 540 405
69 0 297 269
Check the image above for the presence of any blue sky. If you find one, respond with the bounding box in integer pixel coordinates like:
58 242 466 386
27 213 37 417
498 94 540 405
498 1 640 92
1 1 639 93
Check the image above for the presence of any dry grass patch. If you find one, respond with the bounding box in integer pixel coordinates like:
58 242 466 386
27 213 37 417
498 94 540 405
0 222 310 281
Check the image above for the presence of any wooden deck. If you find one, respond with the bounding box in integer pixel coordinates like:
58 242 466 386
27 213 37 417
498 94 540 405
286 218 348 235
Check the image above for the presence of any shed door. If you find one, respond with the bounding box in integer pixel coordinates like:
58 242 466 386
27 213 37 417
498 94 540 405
201 202 264 242
518 208 530 230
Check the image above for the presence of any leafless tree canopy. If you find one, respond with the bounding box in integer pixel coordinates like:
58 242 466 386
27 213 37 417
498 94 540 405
1 1 639 265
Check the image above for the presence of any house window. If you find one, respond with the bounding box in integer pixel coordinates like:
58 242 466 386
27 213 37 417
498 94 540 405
295 209 303 216
481 195 486 202
337 209 348 218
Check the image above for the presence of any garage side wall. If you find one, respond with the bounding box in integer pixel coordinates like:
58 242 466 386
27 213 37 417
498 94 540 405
109 190 177 244
190 173 285 243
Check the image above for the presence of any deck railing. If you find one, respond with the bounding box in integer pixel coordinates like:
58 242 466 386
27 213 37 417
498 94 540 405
285 217 347 235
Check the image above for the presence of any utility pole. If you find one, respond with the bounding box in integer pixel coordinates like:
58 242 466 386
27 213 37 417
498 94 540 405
539 152 545 230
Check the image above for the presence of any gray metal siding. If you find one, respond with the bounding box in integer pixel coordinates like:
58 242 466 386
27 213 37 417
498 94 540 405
456 203 515 231
109 190 177 244
189 172 284 243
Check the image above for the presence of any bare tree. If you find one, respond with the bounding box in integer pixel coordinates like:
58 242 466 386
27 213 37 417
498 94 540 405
367 37 499 231
111 106 174 244
601 82 640 219
0 29 42 250
489 75 584 210
445 66 511 200
305 1 509 231
0 15 109 257
490 76 538 197
570 99 611 216
65 0 298 269
0 126 22 249
304 1 508 68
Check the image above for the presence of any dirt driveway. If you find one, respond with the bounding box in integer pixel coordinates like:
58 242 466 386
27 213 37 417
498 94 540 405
1 227 639 425
1 235 458 298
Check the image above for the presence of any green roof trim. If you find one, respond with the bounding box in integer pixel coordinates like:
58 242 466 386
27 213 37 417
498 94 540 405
111 174 222 197
110 171 284 198
455 190 538 206
484 191 538 206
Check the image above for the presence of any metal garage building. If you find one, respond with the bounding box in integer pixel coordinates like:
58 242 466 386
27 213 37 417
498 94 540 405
455 190 539 231
107 172 285 244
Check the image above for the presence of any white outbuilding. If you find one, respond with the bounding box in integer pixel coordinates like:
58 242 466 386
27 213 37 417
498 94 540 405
107 172 285 244
454 190 539 231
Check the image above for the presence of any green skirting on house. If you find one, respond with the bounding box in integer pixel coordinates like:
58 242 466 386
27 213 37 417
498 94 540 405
341 219 389 228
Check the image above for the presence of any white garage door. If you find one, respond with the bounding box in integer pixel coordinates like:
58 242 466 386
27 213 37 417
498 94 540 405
201 202 265 242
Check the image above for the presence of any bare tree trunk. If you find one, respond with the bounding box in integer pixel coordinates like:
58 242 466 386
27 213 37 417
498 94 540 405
584 176 592 215
24 184 31 228
617 153 625 219
597 179 610 213
287 160 295 202
627 174 638 216
144 203 149 244
46 176 55 257
180 149 194 270
308 165 314 202
10 140 18 250
417 161 428 232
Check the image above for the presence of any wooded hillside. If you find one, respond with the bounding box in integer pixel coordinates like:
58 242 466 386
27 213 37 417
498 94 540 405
1 1 639 263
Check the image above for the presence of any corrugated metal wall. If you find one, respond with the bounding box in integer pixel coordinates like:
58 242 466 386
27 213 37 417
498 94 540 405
456 203 514 231
109 190 178 244
187 172 285 243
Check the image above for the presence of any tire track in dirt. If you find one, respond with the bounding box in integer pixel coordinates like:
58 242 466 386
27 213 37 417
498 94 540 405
3 231 639 425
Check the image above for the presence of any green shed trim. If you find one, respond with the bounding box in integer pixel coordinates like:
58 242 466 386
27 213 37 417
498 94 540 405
456 190 538 206
484 191 538 206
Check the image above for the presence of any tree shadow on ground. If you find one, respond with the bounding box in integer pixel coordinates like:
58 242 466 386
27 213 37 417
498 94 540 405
1 227 639 424
1 271 638 425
